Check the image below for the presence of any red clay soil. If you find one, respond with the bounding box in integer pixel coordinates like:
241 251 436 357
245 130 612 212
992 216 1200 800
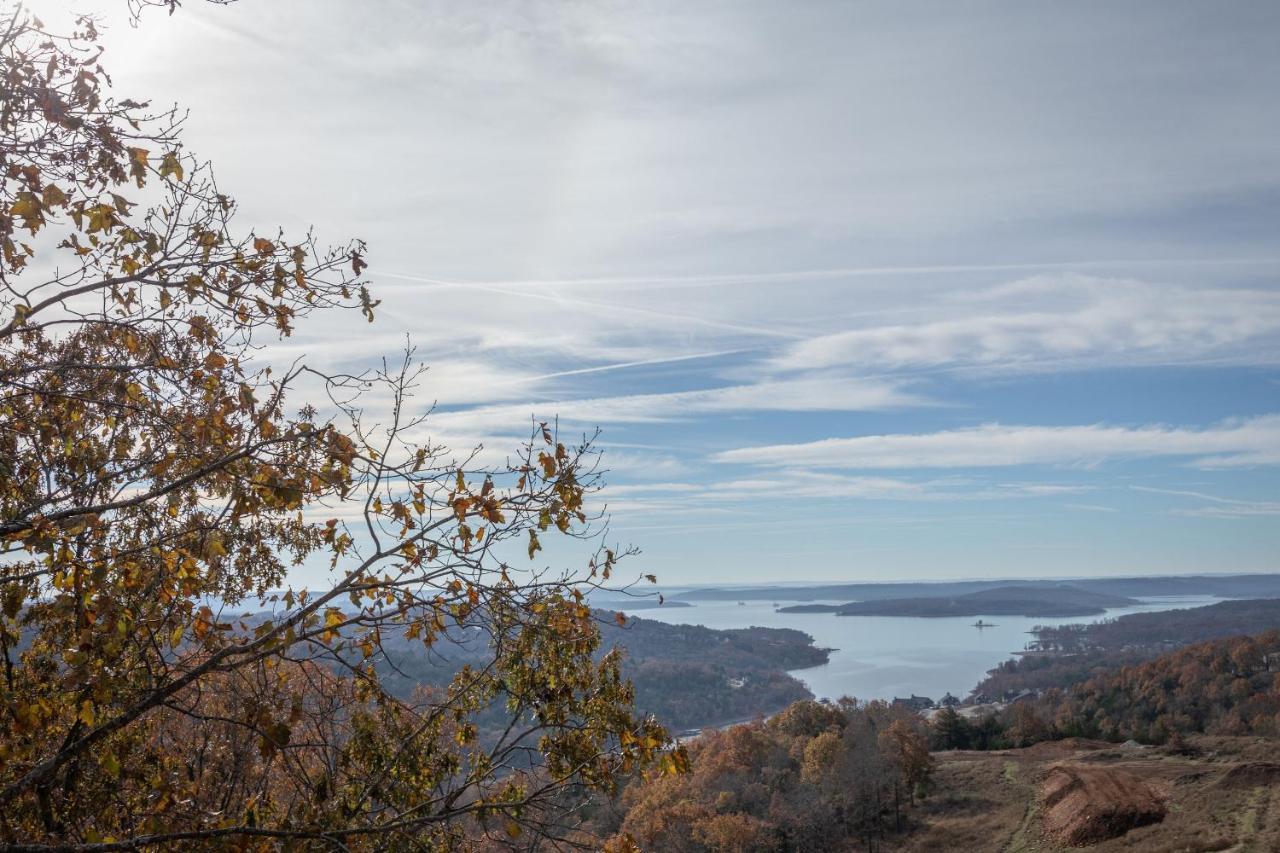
1015 738 1112 759
1040 765 1166 846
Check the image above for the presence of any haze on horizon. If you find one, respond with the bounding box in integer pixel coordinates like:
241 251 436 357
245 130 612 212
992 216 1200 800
57 0 1280 585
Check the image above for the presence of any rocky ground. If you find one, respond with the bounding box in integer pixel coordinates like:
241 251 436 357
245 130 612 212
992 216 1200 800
893 736 1280 852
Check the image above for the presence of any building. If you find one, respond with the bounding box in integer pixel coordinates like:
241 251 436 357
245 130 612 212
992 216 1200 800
892 695 934 712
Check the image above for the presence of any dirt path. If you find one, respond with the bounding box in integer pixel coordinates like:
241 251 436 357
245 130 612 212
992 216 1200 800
999 760 1045 853
1226 783 1278 853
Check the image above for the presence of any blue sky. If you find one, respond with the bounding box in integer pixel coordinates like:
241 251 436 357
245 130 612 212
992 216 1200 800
60 0 1280 583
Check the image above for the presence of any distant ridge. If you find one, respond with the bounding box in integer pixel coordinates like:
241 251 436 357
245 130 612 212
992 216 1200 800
776 585 1137 618
676 573 1280 603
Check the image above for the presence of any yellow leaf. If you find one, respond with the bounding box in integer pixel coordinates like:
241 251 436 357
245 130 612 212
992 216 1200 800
193 606 213 640
84 204 118 234
78 701 95 727
206 533 227 558
159 151 184 182
41 184 68 207
126 147 149 186
9 192 43 232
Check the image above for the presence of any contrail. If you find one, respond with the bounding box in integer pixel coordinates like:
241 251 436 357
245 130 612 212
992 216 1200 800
377 271 806 340
525 349 749 382
379 257 1280 292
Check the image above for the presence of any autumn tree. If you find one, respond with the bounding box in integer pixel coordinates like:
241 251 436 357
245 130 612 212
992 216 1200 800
1004 702 1052 748
879 718 935 805
0 5 672 848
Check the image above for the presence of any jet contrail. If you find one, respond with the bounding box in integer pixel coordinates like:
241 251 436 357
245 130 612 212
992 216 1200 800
377 271 806 340
379 257 1280 292
525 349 750 382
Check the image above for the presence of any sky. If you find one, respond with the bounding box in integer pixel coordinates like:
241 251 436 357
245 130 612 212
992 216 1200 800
48 0 1280 584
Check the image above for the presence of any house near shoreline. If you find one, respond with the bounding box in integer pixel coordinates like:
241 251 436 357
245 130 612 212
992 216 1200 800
892 695 935 711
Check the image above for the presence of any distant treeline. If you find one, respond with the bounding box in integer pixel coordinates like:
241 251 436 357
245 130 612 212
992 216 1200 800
779 584 1135 618
678 574 1280 603
1028 597 1280 652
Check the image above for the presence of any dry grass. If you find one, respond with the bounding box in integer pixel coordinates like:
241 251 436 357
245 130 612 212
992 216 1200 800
885 736 1280 853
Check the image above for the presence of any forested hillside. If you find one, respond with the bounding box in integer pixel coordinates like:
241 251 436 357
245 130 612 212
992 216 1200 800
1047 630 1280 743
1028 597 1280 652
587 700 935 851
976 598 1280 697
947 630 1280 752
370 615 829 732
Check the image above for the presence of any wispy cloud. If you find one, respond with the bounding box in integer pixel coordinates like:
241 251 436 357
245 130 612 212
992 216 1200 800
379 271 806 341
382 258 1279 292
1175 504 1280 519
79 0 1280 579
714 415 1280 470
770 276 1280 374
424 375 927 435
1130 486 1280 519
598 471 1094 514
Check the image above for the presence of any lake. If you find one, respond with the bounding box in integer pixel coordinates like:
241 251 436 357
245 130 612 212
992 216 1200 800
637 595 1224 702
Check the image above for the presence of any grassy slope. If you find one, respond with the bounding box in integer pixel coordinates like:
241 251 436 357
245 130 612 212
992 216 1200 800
895 736 1280 853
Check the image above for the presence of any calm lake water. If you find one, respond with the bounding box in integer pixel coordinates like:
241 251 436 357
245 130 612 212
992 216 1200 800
638 596 1224 702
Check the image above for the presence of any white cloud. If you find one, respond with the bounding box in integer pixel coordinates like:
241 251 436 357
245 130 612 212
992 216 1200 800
714 415 1280 470
771 276 1280 374
597 471 1093 514
423 375 924 435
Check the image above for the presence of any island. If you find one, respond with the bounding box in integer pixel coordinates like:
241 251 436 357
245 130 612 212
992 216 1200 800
677 573 1280 603
777 584 1137 617
592 598 694 610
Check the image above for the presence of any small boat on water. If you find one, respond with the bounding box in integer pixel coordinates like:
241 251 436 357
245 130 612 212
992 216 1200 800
972 619 997 628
